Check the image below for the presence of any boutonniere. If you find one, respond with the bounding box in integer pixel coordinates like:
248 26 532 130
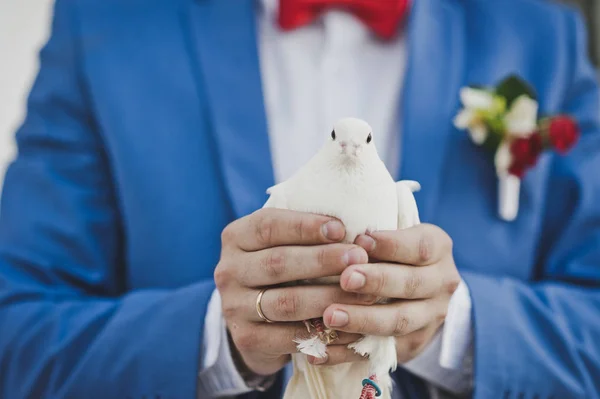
454 75 580 221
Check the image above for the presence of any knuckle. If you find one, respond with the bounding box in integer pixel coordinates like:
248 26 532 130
356 314 372 335
292 215 306 241
373 269 388 296
445 274 461 295
256 214 276 246
221 222 237 245
437 307 448 323
403 270 423 299
390 236 403 261
221 300 238 321
292 213 323 242
264 249 286 278
417 232 435 264
392 312 410 335
214 262 233 290
274 292 300 319
316 246 328 268
235 330 258 352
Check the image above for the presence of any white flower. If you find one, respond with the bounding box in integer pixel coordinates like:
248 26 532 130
453 108 475 130
494 141 513 177
469 124 488 145
460 87 495 109
454 88 496 145
504 95 538 137
454 109 487 145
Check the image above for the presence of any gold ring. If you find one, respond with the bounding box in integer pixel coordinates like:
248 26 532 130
256 289 274 323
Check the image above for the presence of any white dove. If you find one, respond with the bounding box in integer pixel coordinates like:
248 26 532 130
262 117 421 399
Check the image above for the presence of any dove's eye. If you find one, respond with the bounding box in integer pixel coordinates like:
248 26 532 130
366 133 372 144
331 130 336 140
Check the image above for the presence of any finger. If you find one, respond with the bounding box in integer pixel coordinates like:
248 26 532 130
322 299 445 336
239 244 368 287
355 224 452 266
240 285 376 323
308 345 367 366
232 323 302 357
395 322 444 364
339 263 442 299
227 209 346 251
237 352 290 377
233 322 361 356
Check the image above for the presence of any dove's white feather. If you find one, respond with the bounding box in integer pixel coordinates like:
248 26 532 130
293 335 327 359
266 118 398 242
263 118 421 399
349 335 396 391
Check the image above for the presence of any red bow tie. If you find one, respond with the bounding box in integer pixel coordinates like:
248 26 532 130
278 0 411 40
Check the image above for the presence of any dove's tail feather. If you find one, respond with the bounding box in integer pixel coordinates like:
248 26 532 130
284 355 392 399
284 354 329 399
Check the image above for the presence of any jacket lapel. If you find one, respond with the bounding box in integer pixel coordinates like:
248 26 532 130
187 0 274 218
399 0 467 222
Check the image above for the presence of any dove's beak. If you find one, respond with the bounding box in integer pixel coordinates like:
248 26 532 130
339 141 362 157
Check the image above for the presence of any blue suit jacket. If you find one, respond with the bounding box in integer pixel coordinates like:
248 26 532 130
1 0 599 398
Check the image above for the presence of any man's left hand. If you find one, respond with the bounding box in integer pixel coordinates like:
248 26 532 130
322 224 461 365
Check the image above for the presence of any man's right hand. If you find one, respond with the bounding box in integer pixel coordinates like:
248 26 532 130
214 208 371 376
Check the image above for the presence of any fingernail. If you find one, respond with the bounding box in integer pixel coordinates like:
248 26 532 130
343 248 366 266
322 221 345 241
355 235 376 252
329 310 349 327
309 355 328 365
346 271 366 290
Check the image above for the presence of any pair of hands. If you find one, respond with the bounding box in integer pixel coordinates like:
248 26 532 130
214 208 460 376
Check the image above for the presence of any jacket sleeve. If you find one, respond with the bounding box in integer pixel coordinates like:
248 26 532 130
463 9 600 399
0 1 214 398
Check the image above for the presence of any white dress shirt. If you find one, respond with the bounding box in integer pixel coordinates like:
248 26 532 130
198 1 474 397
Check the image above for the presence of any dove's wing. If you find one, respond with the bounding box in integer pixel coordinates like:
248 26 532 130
264 182 289 209
396 180 421 229
398 180 421 193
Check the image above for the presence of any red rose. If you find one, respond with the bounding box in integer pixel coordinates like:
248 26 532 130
508 133 544 178
529 133 544 160
510 133 543 167
548 116 579 154
510 138 530 163
508 161 527 178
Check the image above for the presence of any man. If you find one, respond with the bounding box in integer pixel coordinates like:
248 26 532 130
0 0 599 398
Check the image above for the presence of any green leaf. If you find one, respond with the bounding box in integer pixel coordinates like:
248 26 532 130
495 75 537 108
482 125 505 153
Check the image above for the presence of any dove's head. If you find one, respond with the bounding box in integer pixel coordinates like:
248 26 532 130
325 118 380 167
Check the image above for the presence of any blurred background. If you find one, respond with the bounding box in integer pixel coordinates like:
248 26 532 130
0 0 599 194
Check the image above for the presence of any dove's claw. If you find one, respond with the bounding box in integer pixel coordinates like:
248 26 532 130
324 328 338 344
303 320 312 333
